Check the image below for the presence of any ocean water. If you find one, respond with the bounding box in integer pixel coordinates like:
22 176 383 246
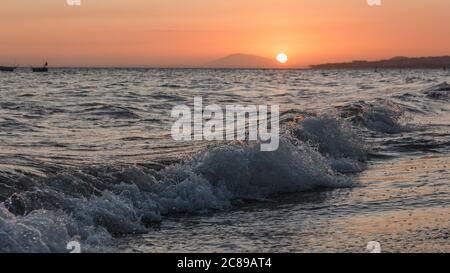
0 68 449 253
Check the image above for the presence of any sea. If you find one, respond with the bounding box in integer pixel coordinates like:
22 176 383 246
0 68 449 252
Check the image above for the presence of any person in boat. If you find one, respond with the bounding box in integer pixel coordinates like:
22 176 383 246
32 61 49 72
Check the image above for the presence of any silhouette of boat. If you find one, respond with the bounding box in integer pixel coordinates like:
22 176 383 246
0 66 16 72
32 62 48 72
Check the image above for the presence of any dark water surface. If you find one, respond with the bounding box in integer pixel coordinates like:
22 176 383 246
0 69 449 252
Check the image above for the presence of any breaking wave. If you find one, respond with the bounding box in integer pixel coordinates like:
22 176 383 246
338 100 410 134
292 116 367 173
424 82 450 100
0 114 368 252
1 91 431 253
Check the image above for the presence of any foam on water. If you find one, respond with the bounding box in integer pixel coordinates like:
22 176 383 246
0 114 369 252
292 116 367 173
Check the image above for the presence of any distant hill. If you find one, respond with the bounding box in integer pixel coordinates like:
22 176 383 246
205 53 280 68
311 56 450 69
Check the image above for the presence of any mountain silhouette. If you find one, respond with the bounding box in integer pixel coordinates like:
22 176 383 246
205 53 280 68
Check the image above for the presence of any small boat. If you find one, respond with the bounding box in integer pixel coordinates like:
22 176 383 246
0 66 16 72
32 62 48 72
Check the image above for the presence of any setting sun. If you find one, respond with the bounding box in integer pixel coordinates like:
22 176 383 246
276 53 288 64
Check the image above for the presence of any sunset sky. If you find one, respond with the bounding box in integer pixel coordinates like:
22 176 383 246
1 0 449 67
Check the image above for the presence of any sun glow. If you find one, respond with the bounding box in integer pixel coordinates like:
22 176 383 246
276 53 288 64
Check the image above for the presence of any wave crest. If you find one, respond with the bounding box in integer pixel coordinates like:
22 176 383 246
339 100 408 134
425 82 450 100
0 115 366 252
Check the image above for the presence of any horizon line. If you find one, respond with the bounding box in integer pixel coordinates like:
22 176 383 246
3 54 450 70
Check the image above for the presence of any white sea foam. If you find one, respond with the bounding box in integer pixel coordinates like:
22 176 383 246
292 116 367 172
0 115 366 252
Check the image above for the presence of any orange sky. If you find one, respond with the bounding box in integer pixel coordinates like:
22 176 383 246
1 0 449 67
